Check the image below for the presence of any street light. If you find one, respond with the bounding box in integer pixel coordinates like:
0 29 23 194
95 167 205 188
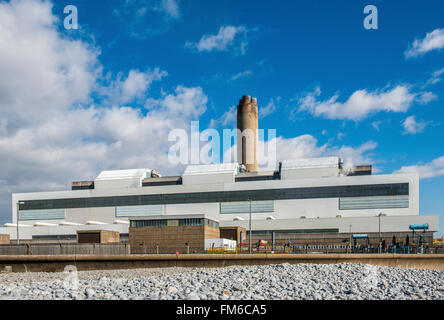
16 201 25 245
248 199 252 254
349 224 352 253
378 212 383 253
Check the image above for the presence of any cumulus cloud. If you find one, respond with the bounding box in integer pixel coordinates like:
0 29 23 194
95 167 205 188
0 0 99 127
186 25 249 54
405 28 444 59
401 116 429 134
0 0 206 223
101 68 167 105
395 156 444 179
297 85 418 121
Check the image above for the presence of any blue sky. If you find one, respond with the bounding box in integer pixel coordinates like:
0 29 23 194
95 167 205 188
0 0 443 236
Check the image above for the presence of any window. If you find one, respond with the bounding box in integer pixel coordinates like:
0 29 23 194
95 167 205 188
19 209 65 221
167 220 179 227
116 205 163 217
220 201 274 214
339 195 409 210
131 217 218 228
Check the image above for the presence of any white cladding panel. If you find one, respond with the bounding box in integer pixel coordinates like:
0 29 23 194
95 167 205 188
281 157 340 170
165 202 220 219
65 207 116 224
281 157 340 180
182 172 234 185
281 167 340 180
183 163 238 185
274 198 339 220
95 168 151 190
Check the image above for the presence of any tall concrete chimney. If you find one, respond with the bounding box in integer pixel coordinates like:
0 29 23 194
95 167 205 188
237 95 259 172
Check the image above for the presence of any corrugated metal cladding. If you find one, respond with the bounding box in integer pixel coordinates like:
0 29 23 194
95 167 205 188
339 195 409 210
116 205 163 217
19 209 65 221
220 201 274 214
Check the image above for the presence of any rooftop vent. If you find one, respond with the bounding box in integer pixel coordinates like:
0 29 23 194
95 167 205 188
347 165 372 176
72 181 94 190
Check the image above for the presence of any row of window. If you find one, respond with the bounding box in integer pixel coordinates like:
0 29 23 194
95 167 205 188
116 205 163 217
131 218 219 229
339 195 409 210
19 209 65 221
19 183 409 211
220 201 274 214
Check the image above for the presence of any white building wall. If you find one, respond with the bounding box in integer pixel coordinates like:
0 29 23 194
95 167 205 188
165 202 220 219
65 207 116 224
281 167 339 180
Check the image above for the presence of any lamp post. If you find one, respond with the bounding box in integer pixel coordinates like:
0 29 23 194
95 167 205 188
349 224 352 253
249 199 252 254
378 212 383 253
16 201 24 245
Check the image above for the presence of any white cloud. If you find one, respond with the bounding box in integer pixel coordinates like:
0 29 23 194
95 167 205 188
0 0 207 223
401 116 429 134
159 0 179 19
0 0 99 126
260 97 280 118
209 105 236 128
297 85 418 121
101 68 167 105
395 156 444 179
186 25 248 53
230 70 252 81
371 120 382 131
405 28 444 58
425 67 444 86
416 91 437 104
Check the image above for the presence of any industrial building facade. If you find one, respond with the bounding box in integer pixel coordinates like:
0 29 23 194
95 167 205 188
0 95 439 250
0 159 437 247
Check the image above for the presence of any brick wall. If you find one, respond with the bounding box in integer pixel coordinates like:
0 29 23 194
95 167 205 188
0 234 10 245
130 225 219 254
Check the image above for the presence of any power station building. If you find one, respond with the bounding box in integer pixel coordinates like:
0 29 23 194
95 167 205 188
0 95 439 249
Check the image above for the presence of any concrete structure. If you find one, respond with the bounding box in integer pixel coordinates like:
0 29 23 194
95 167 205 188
2 254 444 273
77 230 120 244
237 95 259 172
129 215 220 254
0 95 439 250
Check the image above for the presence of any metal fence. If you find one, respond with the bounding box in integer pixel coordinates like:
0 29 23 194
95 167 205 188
0 243 130 255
